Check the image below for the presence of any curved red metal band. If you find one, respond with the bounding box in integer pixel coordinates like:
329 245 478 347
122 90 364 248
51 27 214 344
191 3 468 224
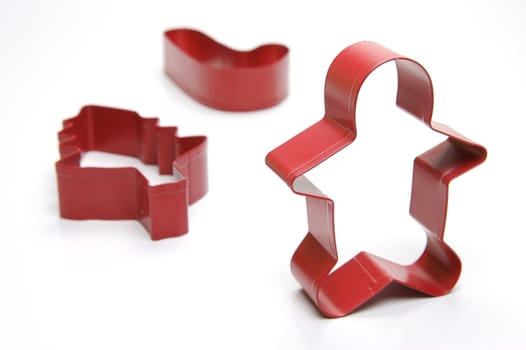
266 42 487 317
56 105 208 240
164 28 289 111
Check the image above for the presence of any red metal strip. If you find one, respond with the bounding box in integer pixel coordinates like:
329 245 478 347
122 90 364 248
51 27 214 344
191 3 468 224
164 28 289 111
266 41 487 317
56 105 208 240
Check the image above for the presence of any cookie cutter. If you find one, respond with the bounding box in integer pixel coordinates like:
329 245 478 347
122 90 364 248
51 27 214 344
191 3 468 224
164 28 289 111
56 105 208 240
266 41 487 317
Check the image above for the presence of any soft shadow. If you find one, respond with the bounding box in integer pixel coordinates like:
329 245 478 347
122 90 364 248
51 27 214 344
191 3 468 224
292 289 328 319
352 283 428 315
293 283 430 319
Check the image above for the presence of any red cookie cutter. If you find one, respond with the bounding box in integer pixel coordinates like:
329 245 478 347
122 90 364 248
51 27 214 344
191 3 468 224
164 28 289 111
56 105 208 240
266 42 487 317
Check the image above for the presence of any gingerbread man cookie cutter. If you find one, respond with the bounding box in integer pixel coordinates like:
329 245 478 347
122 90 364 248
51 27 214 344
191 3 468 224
266 41 486 317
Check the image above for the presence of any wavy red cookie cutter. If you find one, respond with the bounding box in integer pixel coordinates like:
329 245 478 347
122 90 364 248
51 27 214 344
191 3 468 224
266 41 487 317
164 28 289 111
56 105 208 240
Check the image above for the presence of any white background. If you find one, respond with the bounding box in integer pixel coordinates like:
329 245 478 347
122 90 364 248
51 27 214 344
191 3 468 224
1 0 525 349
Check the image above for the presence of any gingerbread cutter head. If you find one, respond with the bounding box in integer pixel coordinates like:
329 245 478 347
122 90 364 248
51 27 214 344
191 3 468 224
164 28 289 111
56 105 208 240
266 41 487 317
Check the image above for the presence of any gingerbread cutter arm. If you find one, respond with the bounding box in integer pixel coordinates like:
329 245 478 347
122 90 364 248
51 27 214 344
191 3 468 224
266 41 486 317
56 105 208 240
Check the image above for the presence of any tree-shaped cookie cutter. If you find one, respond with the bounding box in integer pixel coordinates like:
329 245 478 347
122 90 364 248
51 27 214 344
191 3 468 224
56 105 208 240
266 41 487 317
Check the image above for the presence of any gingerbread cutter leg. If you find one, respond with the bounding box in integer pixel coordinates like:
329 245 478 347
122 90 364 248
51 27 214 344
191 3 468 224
266 42 487 317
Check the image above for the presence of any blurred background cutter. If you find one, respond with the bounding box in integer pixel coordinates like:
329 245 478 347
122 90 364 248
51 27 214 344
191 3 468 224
56 105 208 240
164 28 289 111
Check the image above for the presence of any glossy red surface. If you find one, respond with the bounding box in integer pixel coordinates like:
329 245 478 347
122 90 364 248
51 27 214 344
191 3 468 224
266 42 487 317
164 28 289 111
56 105 208 240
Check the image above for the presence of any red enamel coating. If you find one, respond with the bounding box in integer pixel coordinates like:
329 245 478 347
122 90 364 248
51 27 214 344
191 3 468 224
164 28 289 111
266 42 487 317
56 105 208 240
